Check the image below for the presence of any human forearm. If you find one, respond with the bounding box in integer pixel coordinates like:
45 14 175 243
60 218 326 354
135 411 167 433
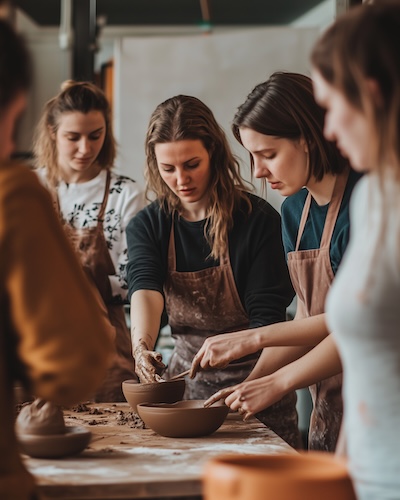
246 345 311 381
204 335 342 419
130 289 164 350
190 313 329 377
130 289 166 382
276 334 342 392
251 312 329 349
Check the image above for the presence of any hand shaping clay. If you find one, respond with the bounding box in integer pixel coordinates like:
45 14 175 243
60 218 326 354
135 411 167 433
16 398 66 436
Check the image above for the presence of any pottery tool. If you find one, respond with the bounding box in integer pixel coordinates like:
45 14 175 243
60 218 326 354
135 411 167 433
168 369 191 381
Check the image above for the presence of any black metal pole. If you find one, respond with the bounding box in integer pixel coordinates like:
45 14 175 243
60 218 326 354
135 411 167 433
72 0 96 81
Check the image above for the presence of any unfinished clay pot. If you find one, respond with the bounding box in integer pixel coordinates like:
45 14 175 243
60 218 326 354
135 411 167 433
17 426 92 459
16 399 66 436
137 400 229 438
122 378 186 412
15 399 91 458
203 453 356 500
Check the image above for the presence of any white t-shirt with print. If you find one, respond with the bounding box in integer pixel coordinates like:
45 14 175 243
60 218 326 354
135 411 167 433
37 168 146 302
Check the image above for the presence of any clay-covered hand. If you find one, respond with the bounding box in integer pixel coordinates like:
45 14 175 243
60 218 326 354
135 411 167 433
189 330 259 379
203 372 287 421
133 340 166 383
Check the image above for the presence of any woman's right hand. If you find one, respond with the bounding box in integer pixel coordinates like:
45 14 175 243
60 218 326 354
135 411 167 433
133 340 166 383
189 329 260 378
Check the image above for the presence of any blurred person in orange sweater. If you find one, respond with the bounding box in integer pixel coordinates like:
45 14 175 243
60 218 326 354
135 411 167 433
0 19 114 500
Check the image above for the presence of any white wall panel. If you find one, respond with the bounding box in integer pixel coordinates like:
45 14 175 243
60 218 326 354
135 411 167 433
114 26 319 211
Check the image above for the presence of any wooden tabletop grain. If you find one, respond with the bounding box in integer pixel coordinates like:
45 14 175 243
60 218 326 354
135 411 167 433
24 402 296 500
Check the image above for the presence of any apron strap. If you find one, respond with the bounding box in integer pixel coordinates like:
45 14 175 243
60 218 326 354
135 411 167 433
49 170 111 226
294 168 350 251
320 168 349 248
97 170 111 225
295 193 312 252
167 218 177 272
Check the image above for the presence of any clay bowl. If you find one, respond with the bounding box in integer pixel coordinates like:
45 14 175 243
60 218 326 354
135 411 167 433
17 426 92 459
203 452 356 500
137 400 229 438
122 378 186 412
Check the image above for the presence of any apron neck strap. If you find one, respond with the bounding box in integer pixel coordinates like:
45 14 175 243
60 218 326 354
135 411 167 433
49 169 111 224
295 193 312 251
97 170 111 224
167 217 177 271
295 167 350 251
320 168 349 248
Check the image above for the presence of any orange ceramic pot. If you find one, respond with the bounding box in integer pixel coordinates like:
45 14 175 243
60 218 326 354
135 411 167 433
203 452 356 500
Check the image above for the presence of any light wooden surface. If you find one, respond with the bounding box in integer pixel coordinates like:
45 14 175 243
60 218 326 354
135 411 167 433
24 403 296 500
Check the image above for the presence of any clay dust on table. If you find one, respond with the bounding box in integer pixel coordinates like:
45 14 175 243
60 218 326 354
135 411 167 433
66 403 146 429
116 410 146 429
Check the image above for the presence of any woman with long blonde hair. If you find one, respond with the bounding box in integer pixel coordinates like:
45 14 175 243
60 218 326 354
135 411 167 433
34 80 145 402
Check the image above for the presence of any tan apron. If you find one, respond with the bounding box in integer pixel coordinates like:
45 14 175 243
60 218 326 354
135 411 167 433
53 171 136 402
287 169 349 451
165 220 301 448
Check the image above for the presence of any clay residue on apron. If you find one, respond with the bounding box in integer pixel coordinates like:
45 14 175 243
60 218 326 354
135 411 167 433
164 220 300 448
287 169 349 451
53 171 136 402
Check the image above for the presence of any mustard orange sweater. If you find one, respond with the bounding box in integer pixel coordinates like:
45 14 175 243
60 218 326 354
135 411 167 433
0 161 114 500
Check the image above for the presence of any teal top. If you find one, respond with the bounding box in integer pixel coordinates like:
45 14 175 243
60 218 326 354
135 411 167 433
281 169 362 274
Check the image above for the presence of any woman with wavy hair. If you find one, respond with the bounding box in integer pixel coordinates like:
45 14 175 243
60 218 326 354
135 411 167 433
126 95 300 447
33 80 145 402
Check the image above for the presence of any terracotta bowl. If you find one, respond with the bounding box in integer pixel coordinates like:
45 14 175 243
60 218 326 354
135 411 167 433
137 400 229 438
17 426 92 459
203 452 356 500
122 378 186 412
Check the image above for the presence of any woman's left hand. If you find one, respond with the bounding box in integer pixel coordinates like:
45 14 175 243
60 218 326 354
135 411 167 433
203 372 287 421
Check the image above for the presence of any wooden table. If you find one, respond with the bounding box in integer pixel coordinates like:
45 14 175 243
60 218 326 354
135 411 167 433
24 403 296 500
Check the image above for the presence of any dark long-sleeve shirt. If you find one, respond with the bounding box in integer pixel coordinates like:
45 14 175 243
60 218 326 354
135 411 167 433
126 193 294 328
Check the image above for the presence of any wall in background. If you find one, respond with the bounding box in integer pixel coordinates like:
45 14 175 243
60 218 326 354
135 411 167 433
114 26 320 212
16 9 71 154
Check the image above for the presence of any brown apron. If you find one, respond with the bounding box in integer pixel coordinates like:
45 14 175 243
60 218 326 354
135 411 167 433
53 171 136 402
164 220 301 448
287 169 349 451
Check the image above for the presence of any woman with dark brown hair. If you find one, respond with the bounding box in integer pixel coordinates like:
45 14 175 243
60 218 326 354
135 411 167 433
192 72 361 452
126 94 300 447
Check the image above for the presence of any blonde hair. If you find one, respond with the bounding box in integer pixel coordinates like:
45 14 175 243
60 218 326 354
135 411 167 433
145 95 252 261
33 80 116 186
